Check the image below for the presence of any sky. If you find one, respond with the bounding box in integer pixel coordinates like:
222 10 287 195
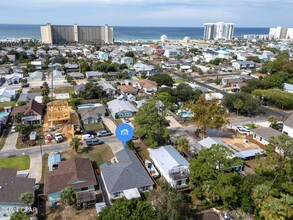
0 0 292 27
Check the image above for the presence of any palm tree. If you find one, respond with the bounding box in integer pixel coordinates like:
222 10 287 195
70 137 82 153
233 99 244 115
175 137 189 153
19 192 34 206
268 115 278 128
60 187 76 205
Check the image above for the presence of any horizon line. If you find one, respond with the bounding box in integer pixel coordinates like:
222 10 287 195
0 23 270 29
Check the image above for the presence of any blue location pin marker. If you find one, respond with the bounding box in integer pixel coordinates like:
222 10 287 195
115 123 134 151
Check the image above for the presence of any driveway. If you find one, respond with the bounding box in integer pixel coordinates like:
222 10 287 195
102 118 117 134
28 152 42 183
2 132 18 152
166 116 182 129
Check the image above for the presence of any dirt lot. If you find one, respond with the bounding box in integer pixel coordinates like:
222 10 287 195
219 135 260 151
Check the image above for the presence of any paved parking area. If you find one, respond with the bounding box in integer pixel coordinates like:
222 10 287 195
166 116 182 129
2 132 18 152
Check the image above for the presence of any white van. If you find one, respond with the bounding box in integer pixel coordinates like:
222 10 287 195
82 134 95 141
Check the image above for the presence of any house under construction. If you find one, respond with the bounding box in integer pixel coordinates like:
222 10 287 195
47 100 71 126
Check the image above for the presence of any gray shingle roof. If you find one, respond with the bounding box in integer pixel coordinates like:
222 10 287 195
100 150 153 194
0 168 35 203
250 127 282 140
107 100 137 114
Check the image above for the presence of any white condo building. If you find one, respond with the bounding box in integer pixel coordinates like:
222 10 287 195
161 35 168 42
203 22 235 40
269 26 293 40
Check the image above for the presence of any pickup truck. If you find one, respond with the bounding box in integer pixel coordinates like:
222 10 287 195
86 139 104 146
55 133 64 143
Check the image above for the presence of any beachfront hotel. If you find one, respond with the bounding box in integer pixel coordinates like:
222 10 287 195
269 26 293 40
203 22 234 40
40 23 113 44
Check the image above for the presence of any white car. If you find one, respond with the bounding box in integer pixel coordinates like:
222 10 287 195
82 134 95 141
55 133 64 143
11 126 16 133
236 126 250 134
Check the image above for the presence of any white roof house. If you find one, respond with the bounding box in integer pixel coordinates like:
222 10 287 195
107 100 137 118
284 83 293 93
0 87 16 102
148 145 189 189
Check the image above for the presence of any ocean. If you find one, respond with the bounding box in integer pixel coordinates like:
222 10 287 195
0 24 269 41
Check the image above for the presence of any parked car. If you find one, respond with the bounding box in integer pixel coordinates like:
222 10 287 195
54 133 64 143
11 126 16 133
231 88 240 93
30 131 37 141
86 139 104 146
21 83 30 88
83 130 96 136
82 134 95 141
235 126 250 134
22 134 27 142
96 130 112 137
223 212 234 220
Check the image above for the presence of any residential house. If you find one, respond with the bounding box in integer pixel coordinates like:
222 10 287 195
98 52 109 61
99 82 116 96
74 83 86 95
7 55 16 63
121 57 134 67
284 83 293 93
136 80 157 94
0 168 35 218
0 88 16 102
11 99 43 124
221 76 245 87
18 92 42 104
282 114 293 138
133 62 154 73
0 67 10 75
48 63 62 70
28 71 44 82
68 72 85 79
164 49 180 58
148 145 189 189
64 63 79 72
232 61 256 70
51 70 66 81
250 127 282 146
45 157 97 202
107 100 137 118
31 59 43 70
118 85 137 95
85 71 103 79
5 73 23 83
78 104 107 124
100 149 154 200
202 49 219 62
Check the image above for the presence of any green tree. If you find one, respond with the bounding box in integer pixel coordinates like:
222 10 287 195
126 140 135 150
268 115 278 128
148 183 191 220
98 198 155 220
19 192 34 205
26 63 36 72
70 137 82 153
187 95 229 138
78 82 105 100
189 144 242 206
174 137 189 153
125 51 135 58
10 209 29 220
134 99 169 148
246 56 261 63
60 187 76 205
155 92 175 110
149 73 174 86
233 99 244 115
269 134 293 158
12 112 24 123
79 60 90 73
1 55 9 64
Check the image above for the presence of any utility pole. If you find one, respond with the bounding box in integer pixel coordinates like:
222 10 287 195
50 71 54 130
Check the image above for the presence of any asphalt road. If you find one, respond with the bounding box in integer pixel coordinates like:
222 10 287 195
166 67 289 120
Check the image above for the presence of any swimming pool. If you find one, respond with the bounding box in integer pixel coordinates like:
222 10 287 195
177 111 193 118
0 111 9 123
77 103 103 109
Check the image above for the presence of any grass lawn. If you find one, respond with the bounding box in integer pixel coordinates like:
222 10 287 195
83 122 104 131
243 124 257 129
174 78 187 84
54 86 74 94
28 88 42 93
40 153 49 184
0 128 10 151
62 144 114 169
0 101 16 110
0 155 30 170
